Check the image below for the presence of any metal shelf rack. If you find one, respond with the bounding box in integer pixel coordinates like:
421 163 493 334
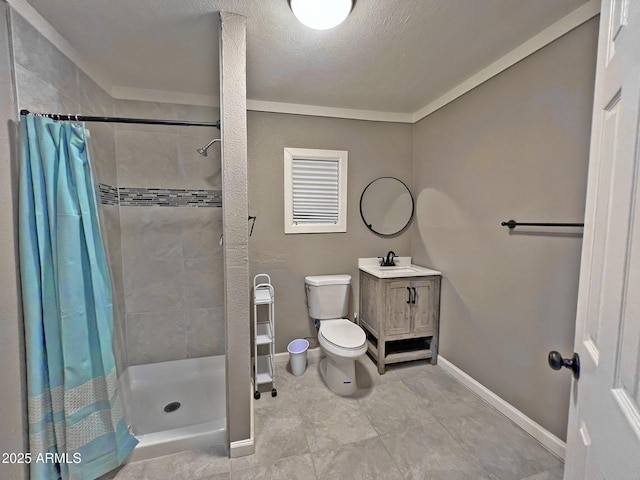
253 274 277 399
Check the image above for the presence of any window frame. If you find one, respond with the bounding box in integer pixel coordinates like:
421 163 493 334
283 147 348 234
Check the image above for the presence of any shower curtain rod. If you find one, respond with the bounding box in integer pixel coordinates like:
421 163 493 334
20 109 221 129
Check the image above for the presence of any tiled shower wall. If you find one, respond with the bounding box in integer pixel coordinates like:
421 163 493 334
11 9 224 369
113 100 224 365
9 11 128 373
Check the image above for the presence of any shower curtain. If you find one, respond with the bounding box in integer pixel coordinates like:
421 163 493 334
19 116 137 480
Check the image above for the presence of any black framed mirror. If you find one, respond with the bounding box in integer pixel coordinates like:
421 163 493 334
360 177 414 236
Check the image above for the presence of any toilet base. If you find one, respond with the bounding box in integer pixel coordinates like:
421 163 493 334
319 356 358 396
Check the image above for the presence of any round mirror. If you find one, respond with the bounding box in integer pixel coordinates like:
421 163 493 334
360 177 414 236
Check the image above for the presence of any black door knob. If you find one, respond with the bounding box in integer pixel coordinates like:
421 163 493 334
548 351 580 380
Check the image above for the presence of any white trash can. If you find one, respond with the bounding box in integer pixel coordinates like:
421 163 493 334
287 339 309 376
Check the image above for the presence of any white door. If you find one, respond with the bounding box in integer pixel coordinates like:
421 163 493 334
563 0 640 478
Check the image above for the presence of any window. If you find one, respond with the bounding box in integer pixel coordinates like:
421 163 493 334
284 147 348 234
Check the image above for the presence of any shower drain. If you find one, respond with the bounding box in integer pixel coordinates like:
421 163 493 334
163 401 181 413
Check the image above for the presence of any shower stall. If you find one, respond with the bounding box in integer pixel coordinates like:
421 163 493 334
18 106 227 464
20 106 228 462
100 109 226 462
5 5 252 473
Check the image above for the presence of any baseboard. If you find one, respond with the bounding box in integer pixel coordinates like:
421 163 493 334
438 356 566 460
230 382 255 458
230 437 254 458
274 346 322 364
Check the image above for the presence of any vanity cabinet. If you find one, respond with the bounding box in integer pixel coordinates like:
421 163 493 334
359 271 440 374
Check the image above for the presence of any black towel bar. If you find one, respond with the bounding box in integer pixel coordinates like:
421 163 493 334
501 220 584 229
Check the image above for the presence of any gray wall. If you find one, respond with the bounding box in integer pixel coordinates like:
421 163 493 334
247 111 414 352
114 100 224 365
0 3 27 479
411 19 598 440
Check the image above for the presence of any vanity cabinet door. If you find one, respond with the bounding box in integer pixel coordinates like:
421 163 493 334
385 280 412 335
411 278 437 335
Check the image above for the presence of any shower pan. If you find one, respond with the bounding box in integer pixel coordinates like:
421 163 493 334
119 356 226 462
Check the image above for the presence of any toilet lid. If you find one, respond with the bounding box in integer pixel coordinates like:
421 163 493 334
320 319 366 350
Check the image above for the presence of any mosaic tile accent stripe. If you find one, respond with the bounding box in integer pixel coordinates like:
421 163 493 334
119 187 222 207
97 184 222 207
98 183 119 205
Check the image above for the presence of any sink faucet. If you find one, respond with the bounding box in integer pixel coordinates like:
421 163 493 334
379 251 397 267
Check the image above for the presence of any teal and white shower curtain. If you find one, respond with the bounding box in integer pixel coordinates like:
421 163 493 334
19 115 137 480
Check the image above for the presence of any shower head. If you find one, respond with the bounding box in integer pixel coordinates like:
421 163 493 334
197 138 221 156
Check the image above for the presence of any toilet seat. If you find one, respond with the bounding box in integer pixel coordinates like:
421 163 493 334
319 318 366 350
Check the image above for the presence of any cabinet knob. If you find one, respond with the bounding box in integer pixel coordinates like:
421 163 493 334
406 287 412 304
411 287 416 304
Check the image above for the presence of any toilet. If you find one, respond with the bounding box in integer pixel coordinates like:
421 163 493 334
305 274 367 396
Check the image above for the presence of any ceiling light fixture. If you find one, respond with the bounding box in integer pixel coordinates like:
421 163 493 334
289 0 354 30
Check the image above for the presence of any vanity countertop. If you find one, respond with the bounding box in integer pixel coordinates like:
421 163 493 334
358 257 441 279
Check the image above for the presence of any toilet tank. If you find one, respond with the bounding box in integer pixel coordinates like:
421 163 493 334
305 274 351 320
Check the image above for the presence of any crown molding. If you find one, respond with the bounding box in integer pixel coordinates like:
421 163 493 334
8 0 599 124
108 90 412 126
246 99 413 123
111 86 220 107
411 0 600 123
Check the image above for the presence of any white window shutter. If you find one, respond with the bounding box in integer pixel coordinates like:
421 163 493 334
292 158 339 224
284 148 348 234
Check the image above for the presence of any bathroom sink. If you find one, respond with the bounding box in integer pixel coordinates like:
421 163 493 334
358 257 441 278
378 267 420 275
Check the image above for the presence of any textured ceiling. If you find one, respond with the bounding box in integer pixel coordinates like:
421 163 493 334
24 0 590 113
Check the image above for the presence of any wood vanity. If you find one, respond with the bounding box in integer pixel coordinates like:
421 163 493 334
358 258 441 374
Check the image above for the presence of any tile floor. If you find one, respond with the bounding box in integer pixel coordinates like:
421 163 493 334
108 355 564 480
